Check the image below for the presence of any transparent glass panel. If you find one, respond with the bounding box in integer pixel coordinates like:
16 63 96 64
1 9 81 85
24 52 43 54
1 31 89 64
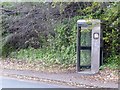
80 50 91 66
81 29 91 46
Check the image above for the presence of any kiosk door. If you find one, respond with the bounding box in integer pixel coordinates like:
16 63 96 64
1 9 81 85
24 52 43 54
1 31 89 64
80 29 91 69
77 21 92 71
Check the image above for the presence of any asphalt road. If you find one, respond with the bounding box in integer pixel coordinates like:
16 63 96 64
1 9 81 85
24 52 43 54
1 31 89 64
0 76 74 88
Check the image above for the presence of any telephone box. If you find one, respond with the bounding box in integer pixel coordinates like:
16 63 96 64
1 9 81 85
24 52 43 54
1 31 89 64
77 19 103 74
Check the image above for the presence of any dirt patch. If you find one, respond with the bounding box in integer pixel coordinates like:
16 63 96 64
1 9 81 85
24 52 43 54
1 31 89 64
0 58 119 83
0 58 76 73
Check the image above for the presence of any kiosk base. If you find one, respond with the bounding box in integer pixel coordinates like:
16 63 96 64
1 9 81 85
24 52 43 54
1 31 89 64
77 70 99 75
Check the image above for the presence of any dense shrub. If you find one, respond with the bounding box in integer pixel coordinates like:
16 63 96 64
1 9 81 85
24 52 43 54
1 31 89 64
1 2 119 68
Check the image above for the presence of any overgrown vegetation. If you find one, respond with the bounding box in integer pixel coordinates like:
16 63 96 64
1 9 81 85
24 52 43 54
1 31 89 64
1 2 119 69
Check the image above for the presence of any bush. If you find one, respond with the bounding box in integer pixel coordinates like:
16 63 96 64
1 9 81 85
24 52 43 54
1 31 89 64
101 55 120 69
2 2 120 68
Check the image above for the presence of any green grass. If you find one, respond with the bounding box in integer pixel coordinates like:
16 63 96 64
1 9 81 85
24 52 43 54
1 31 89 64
100 55 120 70
9 47 120 69
9 47 76 67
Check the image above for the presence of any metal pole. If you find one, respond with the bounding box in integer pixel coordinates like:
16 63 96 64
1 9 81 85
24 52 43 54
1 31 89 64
77 25 81 72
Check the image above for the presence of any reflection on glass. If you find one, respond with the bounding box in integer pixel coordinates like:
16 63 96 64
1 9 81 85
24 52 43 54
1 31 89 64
80 50 91 66
81 29 91 46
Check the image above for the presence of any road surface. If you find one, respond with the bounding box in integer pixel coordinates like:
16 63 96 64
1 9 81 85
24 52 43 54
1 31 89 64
0 76 74 88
